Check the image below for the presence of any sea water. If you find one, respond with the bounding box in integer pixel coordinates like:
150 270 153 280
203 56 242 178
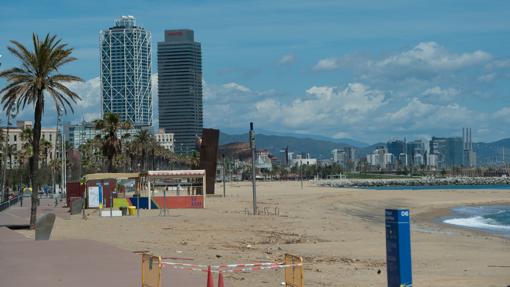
443 205 510 237
364 185 510 236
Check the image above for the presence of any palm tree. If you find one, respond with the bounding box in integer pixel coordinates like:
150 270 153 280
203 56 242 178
0 34 82 228
94 113 131 173
132 129 152 171
19 128 34 164
79 138 102 174
40 139 51 166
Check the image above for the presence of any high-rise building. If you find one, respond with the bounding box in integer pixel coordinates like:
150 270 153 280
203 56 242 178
332 149 346 165
158 29 203 153
406 139 429 167
332 147 357 170
387 140 406 159
430 136 463 168
100 16 152 126
387 139 406 167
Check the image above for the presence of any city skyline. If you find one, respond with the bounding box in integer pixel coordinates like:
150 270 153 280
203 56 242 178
1 1 510 143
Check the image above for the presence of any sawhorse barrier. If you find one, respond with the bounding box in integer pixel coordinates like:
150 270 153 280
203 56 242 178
141 254 161 287
141 253 304 287
284 254 304 287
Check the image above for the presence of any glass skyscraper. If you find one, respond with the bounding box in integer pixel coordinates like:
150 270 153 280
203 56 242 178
158 29 203 153
100 16 152 126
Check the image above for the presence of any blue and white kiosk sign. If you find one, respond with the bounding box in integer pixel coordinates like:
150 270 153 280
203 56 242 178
385 209 412 287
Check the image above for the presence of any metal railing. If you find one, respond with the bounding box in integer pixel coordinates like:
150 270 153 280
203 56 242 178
0 195 22 213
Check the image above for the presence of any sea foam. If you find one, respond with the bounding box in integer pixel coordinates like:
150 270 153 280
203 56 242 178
444 216 510 231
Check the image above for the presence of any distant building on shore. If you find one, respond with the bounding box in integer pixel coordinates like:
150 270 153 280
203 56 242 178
66 122 174 152
332 146 357 170
430 136 463 169
1 121 57 168
154 128 175 152
100 16 152 127
463 128 477 167
158 29 203 154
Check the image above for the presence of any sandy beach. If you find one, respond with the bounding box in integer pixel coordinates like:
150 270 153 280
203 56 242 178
19 181 510 286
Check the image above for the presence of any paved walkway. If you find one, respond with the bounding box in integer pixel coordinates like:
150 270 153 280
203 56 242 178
0 197 69 227
0 198 206 286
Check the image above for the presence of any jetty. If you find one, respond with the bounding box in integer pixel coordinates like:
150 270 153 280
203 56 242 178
316 176 510 188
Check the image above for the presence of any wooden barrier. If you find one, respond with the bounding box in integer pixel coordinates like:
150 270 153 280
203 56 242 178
284 254 304 287
141 253 161 287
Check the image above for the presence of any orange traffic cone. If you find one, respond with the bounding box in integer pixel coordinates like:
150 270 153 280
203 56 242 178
207 265 214 287
217 271 224 287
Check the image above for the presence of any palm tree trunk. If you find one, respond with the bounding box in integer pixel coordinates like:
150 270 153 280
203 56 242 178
108 156 113 173
152 148 155 170
142 148 146 171
29 93 44 229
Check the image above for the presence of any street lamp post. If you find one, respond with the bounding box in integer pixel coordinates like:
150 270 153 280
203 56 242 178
249 122 257 215
57 108 66 201
222 154 226 197
1 108 14 202
137 163 140 218
300 162 303 190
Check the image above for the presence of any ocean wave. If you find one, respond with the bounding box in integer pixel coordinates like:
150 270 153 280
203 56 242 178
444 216 510 231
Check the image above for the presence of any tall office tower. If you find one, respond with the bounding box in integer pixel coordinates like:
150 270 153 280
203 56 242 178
158 29 203 153
387 139 406 167
100 16 152 126
431 136 463 168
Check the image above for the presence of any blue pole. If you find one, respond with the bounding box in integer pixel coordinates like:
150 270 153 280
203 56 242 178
385 209 412 287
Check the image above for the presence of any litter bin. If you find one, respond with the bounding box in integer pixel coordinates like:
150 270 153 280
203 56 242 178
119 206 128 216
128 206 136 216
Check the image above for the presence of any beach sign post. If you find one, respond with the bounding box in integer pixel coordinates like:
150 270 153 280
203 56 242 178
385 208 412 287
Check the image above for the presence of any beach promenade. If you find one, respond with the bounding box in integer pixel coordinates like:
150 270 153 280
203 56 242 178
1 182 510 286
0 198 203 287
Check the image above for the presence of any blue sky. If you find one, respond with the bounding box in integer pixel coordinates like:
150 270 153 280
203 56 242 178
1 0 509 144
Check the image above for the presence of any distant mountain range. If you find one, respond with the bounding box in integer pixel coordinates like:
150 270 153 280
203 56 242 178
474 138 510 165
219 128 369 148
219 132 353 159
219 131 510 165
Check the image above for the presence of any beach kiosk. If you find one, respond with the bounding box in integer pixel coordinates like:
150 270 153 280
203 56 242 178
83 173 140 211
140 170 206 214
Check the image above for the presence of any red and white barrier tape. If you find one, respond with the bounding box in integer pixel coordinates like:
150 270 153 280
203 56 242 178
161 262 302 273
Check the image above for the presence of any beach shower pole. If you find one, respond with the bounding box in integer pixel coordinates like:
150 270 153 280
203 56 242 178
249 122 257 215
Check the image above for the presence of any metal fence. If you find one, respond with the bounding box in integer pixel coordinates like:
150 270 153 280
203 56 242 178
0 195 22 213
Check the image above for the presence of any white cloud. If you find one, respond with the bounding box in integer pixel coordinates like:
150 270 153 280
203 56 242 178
382 97 476 130
278 53 295 65
493 107 510 121
84 112 100 122
478 73 496 82
312 58 340 71
67 76 101 109
252 83 386 128
376 42 492 70
384 98 433 122
332 131 351 139
222 82 251 92
488 59 510 69
313 42 494 85
421 86 458 102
